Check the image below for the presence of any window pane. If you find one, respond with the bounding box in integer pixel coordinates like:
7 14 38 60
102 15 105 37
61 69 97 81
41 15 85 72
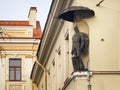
9 58 21 81
16 68 20 80
10 59 21 66
10 68 14 80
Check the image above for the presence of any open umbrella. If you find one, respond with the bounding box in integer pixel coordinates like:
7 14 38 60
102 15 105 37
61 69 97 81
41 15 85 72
58 6 95 22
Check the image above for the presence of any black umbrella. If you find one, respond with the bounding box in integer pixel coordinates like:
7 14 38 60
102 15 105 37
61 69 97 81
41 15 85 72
58 6 95 22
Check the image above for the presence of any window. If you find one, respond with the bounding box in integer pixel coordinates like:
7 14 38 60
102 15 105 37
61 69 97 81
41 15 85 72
9 58 21 81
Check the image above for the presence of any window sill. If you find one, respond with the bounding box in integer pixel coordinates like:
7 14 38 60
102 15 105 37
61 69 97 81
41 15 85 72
5 80 27 82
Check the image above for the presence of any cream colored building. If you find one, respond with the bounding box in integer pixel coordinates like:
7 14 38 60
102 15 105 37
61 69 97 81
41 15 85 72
31 0 120 90
0 7 42 90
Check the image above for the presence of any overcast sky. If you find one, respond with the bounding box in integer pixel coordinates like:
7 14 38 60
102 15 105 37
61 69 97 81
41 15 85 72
0 0 52 30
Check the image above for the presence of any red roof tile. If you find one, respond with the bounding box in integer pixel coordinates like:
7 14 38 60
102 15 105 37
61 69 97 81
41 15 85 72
33 28 42 39
33 21 42 39
0 20 30 26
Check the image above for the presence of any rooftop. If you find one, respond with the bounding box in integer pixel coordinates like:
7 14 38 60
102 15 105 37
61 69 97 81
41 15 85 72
0 20 42 39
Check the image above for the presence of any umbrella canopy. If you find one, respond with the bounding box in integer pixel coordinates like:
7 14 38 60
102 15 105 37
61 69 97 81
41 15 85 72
58 6 95 22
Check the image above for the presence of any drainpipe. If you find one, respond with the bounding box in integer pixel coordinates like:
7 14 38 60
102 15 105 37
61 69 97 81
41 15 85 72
87 60 92 90
36 60 47 90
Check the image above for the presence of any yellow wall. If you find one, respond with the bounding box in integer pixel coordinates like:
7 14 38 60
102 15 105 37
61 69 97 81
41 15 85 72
66 0 120 90
32 83 38 90
0 26 39 90
4 55 36 90
0 58 5 89
65 79 88 90
38 0 120 90
72 0 120 71
89 7 119 71
91 75 120 90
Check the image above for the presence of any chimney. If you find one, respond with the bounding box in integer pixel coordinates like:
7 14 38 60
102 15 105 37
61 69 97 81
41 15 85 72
28 7 37 28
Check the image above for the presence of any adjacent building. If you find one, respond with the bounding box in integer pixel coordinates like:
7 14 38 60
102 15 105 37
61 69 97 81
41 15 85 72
0 7 42 90
31 0 120 90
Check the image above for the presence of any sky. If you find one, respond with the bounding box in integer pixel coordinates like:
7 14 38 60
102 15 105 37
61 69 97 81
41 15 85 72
0 0 52 30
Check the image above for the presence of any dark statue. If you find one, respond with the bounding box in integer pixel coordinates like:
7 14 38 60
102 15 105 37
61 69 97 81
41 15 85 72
71 26 89 71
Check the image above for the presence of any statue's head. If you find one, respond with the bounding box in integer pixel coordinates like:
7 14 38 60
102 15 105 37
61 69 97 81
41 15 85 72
74 26 79 33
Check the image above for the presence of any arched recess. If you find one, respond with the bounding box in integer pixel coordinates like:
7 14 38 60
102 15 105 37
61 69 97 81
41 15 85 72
76 20 89 34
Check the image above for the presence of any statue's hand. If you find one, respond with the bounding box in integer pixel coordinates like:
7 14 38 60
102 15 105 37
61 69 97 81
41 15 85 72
71 50 73 55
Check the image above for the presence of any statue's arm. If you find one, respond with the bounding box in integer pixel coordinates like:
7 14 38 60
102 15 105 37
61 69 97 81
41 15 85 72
71 44 74 55
79 34 84 49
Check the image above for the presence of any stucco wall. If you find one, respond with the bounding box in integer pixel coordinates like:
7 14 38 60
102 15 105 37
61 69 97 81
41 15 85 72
38 0 120 90
42 22 73 90
4 56 35 90
0 58 5 90
91 75 120 90
73 0 120 72
65 78 88 90
64 0 120 90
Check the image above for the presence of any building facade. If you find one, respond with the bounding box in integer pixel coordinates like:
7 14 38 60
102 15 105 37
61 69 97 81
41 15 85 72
0 7 42 90
31 0 120 90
